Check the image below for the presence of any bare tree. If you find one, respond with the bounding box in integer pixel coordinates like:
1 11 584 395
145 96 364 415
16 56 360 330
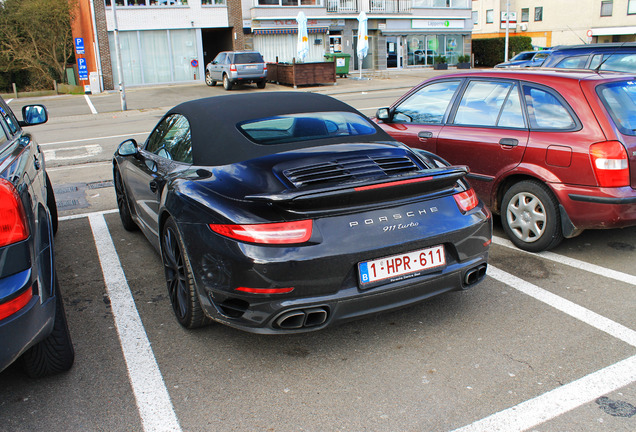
0 0 78 89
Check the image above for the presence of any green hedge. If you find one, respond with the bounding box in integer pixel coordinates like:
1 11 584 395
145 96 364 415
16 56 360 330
473 36 534 67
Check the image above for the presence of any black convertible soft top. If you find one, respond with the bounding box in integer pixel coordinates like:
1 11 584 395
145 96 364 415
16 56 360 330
165 92 394 166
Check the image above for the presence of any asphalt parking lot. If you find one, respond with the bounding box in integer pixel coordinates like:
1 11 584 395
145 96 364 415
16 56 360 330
1 73 635 431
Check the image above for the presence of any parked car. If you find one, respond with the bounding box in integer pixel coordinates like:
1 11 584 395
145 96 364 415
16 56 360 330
113 92 491 333
205 50 268 90
374 69 636 252
541 42 636 72
494 50 552 68
0 97 74 377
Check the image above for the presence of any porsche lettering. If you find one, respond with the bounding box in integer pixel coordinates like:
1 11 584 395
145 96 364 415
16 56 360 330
349 208 438 228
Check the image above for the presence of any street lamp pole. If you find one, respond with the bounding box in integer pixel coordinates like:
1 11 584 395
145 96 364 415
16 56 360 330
504 0 510 62
112 2 127 111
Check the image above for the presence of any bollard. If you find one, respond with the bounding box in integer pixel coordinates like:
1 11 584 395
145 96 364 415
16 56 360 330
12 83 17 99
54 80 58 95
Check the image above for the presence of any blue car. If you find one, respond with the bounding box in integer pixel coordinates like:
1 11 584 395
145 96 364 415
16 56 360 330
494 50 551 68
0 96 74 377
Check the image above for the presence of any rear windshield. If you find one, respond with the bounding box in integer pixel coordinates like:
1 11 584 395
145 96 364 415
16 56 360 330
597 80 636 136
234 53 263 64
238 112 377 145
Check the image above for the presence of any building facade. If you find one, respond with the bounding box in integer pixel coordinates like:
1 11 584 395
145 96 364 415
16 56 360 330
472 0 636 49
245 0 474 70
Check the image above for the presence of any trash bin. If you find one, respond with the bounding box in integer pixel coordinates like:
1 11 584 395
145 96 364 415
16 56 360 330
324 53 351 77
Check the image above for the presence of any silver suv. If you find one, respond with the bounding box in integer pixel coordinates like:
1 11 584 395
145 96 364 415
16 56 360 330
205 51 268 91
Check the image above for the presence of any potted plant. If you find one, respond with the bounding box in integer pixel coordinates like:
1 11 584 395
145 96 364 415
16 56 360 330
457 54 471 69
433 55 448 70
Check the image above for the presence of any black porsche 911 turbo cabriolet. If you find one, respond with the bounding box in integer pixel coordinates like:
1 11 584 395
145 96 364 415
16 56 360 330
113 92 491 333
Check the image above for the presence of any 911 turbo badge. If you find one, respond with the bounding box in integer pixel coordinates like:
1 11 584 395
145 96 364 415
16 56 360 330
113 92 491 333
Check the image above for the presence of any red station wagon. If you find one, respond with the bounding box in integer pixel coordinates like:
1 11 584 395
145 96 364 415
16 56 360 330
375 69 636 252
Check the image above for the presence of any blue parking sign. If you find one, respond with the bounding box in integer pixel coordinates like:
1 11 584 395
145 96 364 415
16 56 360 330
75 37 85 55
78 58 88 80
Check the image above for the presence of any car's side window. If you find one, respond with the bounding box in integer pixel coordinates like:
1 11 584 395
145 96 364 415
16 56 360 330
554 55 588 69
453 80 524 128
0 116 9 145
523 85 577 130
392 80 461 124
0 105 19 135
146 114 192 163
213 53 225 64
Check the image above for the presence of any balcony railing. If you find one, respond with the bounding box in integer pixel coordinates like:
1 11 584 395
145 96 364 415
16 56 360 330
326 0 359 13
369 0 411 13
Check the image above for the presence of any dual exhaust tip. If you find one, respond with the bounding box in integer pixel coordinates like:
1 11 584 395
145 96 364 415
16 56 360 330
464 264 487 287
275 307 329 330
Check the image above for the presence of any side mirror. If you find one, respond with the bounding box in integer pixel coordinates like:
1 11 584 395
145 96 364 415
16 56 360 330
20 104 48 126
117 139 138 157
376 108 391 122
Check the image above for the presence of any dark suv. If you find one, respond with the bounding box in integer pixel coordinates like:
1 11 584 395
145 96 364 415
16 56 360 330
541 42 636 73
0 96 74 377
205 51 268 90
375 70 636 252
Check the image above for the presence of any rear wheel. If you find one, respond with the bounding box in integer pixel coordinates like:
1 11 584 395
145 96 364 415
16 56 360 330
205 71 216 86
114 167 138 231
22 277 75 378
161 217 209 328
257 79 266 89
45 174 58 236
223 74 232 91
501 180 563 252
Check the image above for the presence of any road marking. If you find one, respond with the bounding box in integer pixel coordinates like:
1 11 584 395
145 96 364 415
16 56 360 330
84 94 98 114
47 161 112 172
493 235 636 286
89 214 181 432
451 354 636 432
450 265 636 432
40 132 149 146
43 144 102 161
6 98 12 104
60 208 117 221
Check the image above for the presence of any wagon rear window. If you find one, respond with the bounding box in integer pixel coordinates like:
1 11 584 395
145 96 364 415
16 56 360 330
598 80 636 135
238 112 377 144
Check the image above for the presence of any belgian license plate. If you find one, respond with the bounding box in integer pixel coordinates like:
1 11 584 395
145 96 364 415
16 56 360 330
358 245 446 287
245 65 257 69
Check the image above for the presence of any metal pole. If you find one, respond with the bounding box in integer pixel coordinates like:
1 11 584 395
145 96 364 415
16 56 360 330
112 2 127 111
504 0 510 62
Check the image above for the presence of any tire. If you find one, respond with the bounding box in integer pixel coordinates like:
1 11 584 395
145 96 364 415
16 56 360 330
114 167 138 231
501 180 563 252
161 217 209 328
22 277 75 378
45 174 58 236
257 79 266 89
223 74 232 91
205 71 216 87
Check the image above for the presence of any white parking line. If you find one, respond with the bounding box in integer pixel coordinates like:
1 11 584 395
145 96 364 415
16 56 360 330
40 132 149 146
451 265 636 432
84 94 98 114
493 235 636 286
89 214 181 432
451 354 636 432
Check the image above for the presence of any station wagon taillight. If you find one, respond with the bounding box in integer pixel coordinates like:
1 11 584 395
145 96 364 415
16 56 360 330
210 220 313 244
0 178 29 247
589 141 629 187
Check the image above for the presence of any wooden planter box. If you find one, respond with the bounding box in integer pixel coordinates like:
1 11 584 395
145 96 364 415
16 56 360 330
267 61 336 87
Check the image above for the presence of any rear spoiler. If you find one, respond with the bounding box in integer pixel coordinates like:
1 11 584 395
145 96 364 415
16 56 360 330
245 166 469 210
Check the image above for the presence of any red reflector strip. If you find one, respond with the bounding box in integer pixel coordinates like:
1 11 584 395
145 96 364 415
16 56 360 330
0 288 33 321
354 177 433 192
235 287 295 294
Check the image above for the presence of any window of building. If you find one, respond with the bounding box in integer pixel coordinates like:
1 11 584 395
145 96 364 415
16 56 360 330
472 10 478 25
534 7 543 21
521 8 529 22
629 0 636 14
601 0 613 16
486 9 494 24
257 0 321 5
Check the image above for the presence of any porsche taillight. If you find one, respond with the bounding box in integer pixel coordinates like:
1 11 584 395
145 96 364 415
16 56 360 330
0 178 29 247
209 220 313 244
454 188 479 213
589 141 629 187
0 288 33 321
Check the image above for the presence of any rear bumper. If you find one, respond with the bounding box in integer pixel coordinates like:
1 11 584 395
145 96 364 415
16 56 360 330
551 183 636 230
0 269 55 373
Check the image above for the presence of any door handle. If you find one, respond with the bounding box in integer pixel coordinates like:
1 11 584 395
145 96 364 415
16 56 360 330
418 131 433 140
149 180 158 193
499 138 519 147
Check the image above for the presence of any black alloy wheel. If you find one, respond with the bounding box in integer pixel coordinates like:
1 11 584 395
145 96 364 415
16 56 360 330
161 217 208 328
114 168 138 231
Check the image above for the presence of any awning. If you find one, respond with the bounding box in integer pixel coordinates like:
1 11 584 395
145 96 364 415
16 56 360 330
253 27 329 35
